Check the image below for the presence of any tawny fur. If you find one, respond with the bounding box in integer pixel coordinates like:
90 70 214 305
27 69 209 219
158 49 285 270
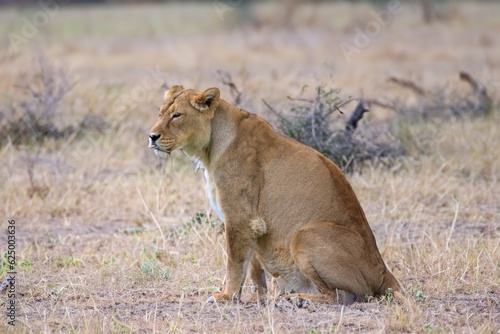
149 86 403 305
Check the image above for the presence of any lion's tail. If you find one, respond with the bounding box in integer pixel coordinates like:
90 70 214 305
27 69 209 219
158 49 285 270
381 269 412 309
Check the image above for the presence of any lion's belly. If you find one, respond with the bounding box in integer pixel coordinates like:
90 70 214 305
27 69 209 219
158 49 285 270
204 169 225 221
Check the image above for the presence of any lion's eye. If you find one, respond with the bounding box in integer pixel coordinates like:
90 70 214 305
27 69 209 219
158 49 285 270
172 113 182 119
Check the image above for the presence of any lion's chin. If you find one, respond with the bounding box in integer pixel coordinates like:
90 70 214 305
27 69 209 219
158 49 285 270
154 149 169 159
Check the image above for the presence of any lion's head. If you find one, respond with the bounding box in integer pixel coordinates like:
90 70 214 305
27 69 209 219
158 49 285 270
148 85 220 158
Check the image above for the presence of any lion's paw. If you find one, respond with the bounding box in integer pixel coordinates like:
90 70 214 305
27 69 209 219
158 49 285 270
207 291 240 303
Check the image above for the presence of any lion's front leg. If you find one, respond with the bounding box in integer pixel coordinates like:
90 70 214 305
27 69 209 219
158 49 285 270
212 223 256 302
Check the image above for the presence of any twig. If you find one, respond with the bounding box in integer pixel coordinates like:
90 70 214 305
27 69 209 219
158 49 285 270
446 196 460 251
460 72 490 99
324 98 358 118
288 87 339 103
388 76 427 96
459 71 492 114
335 98 359 110
309 87 323 144
217 70 242 106
286 96 313 103
262 99 284 119
459 72 481 92
334 305 345 333
365 98 397 110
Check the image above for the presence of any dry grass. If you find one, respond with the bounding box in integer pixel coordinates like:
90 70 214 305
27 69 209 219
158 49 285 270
0 2 499 333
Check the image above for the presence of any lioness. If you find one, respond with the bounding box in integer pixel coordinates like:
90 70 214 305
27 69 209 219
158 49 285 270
148 86 403 304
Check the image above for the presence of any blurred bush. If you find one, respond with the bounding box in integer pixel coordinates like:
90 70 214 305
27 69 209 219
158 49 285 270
0 54 109 147
265 85 405 173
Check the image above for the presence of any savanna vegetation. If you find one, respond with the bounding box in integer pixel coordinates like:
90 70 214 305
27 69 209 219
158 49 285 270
0 1 498 332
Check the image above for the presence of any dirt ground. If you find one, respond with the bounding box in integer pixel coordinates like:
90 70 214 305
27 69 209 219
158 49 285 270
0 1 499 333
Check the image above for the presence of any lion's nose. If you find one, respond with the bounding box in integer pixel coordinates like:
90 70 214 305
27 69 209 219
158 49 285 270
148 133 161 147
149 133 161 142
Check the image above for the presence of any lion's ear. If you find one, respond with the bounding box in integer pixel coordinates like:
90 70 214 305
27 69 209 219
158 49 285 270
164 85 184 101
190 87 220 113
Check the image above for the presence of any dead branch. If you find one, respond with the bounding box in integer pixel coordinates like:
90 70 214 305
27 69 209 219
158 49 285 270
459 71 489 98
287 96 313 103
287 87 339 104
362 98 398 111
324 98 358 118
388 76 427 96
335 98 359 110
346 100 370 132
262 99 284 119
459 71 492 114
217 70 242 106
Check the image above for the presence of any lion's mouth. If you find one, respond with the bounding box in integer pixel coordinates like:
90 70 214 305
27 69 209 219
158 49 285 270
149 141 171 159
148 137 175 159
150 145 169 158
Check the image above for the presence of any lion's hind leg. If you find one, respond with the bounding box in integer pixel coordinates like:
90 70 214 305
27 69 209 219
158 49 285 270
283 292 334 308
248 253 267 303
290 221 384 305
